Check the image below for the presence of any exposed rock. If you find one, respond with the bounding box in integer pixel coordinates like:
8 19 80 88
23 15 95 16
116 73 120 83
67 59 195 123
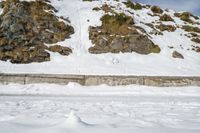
197 48 200 52
92 7 101 11
156 24 176 32
123 0 143 10
145 23 154 29
89 13 161 54
172 51 184 59
0 1 4 8
182 25 200 33
151 6 163 14
145 23 163 35
101 4 113 13
92 4 115 13
128 34 161 54
190 33 198 37
110 38 124 50
49 45 72 55
0 46 50 63
191 38 200 44
160 14 174 21
175 12 198 23
0 0 74 63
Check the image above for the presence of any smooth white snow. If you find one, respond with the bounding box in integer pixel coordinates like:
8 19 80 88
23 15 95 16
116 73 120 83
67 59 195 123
0 83 200 97
0 0 199 76
0 83 200 133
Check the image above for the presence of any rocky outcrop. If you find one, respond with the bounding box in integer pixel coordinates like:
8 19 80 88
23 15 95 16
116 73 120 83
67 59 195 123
151 6 163 14
89 13 160 54
175 12 199 24
172 51 184 59
123 0 143 10
0 0 74 63
49 45 72 56
160 14 174 21
191 38 200 44
156 24 176 32
181 25 200 44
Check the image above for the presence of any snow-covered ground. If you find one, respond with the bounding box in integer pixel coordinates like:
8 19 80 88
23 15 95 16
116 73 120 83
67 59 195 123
0 83 200 133
0 0 200 76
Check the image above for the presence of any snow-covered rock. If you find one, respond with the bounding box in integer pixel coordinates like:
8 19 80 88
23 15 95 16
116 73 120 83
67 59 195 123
0 0 199 76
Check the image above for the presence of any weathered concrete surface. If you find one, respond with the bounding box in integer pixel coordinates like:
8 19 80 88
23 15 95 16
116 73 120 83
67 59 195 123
143 76 200 87
0 74 26 85
0 73 200 87
25 74 85 85
84 75 144 86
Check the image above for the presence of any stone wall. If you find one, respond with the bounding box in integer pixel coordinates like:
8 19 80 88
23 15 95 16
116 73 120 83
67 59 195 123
0 73 200 87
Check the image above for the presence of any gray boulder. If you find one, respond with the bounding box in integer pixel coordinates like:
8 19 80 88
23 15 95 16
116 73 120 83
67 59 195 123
172 51 184 59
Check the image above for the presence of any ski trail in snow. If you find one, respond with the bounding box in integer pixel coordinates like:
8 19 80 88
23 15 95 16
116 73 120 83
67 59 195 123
74 0 83 54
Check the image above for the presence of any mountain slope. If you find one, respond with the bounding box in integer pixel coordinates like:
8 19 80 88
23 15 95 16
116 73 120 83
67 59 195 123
0 0 200 76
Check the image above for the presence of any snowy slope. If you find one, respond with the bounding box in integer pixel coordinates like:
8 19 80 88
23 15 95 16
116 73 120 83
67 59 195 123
0 83 200 133
0 0 200 76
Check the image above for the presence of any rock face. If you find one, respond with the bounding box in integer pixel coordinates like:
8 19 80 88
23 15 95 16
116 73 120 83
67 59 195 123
174 12 199 24
89 13 160 54
49 45 72 56
151 6 163 14
156 24 176 32
0 0 74 63
172 51 184 59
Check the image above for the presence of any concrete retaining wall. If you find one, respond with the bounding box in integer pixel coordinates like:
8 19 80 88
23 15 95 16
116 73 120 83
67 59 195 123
0 73 200 87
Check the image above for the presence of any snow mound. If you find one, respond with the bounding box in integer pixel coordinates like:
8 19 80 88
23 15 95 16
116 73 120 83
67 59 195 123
62 111 92 128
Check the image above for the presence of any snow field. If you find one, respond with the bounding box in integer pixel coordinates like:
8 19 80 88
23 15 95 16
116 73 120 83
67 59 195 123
0 83 200 133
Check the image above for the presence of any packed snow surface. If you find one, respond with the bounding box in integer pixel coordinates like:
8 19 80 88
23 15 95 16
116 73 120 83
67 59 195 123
0 0 200 76
0 83 200 133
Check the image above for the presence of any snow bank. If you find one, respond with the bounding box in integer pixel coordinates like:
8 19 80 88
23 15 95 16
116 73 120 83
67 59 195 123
0 82 200 96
